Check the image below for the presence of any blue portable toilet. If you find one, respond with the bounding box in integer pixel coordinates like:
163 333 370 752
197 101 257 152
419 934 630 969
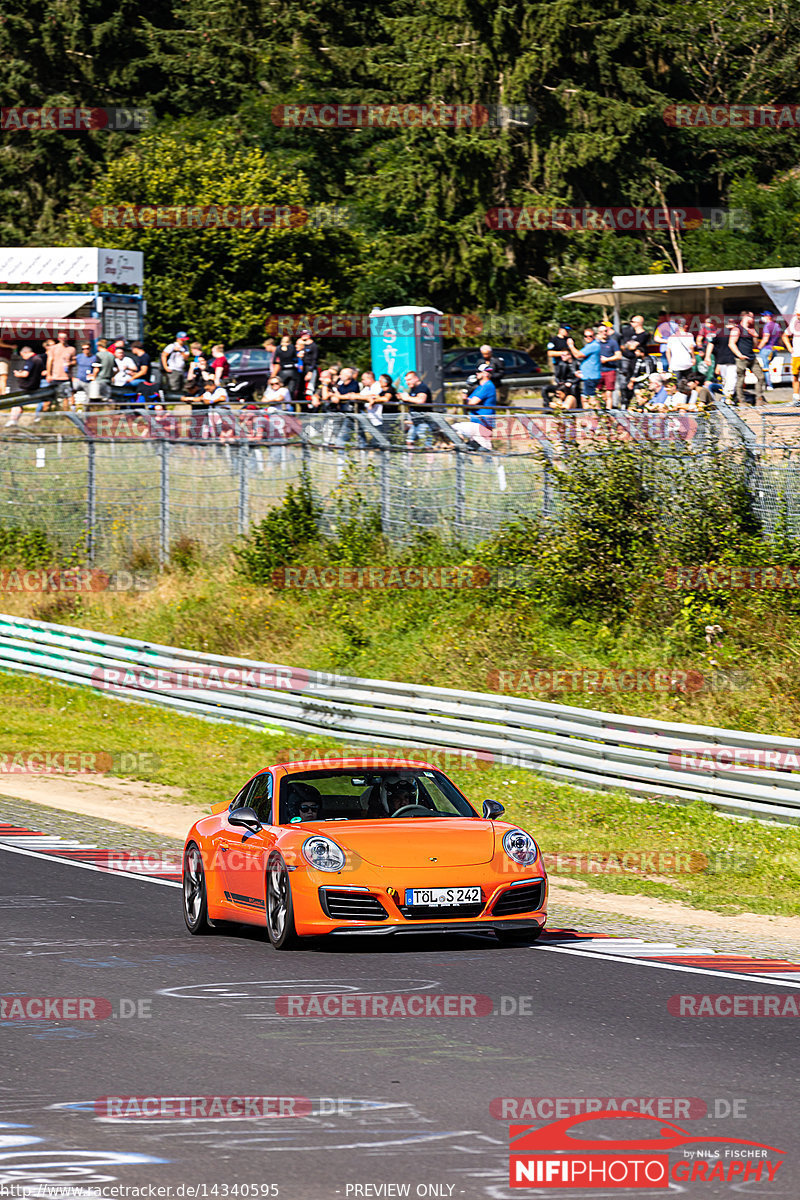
369 305 444 409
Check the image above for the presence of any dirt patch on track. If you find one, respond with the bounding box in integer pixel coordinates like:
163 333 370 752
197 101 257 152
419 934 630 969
0 776 204 840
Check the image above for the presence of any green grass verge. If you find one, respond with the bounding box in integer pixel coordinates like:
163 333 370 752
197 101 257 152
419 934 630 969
1 671 798 919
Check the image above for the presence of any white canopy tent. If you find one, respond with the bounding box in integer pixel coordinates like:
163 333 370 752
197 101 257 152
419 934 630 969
562 267 800 327
0 247 142 288
0 247 144 345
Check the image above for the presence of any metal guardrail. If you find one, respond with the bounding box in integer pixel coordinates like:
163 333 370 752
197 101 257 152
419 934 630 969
0 613 797 824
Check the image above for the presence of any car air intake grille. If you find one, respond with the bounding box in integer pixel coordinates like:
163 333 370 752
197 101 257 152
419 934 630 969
492 881 545 916
320 890 389 921
399 902 485 920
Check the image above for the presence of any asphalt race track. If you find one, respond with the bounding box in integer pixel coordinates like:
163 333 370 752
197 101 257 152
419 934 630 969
1 846 798 1199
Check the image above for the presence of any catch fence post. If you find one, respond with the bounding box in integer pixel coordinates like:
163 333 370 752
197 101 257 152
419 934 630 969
380 446 391 530
159 440 170 567
238 441 249 534
86 439 96 565
455 450 466 534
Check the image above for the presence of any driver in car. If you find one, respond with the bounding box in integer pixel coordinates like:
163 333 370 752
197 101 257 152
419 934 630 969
286 781 322 822
385 776 418 813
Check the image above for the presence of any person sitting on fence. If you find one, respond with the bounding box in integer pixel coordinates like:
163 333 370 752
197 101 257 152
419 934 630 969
452 366 497 448
200 377 233 439
185 355 214 397
263 372 293 411
647 375 673 411
628 383 653 412
112 345 138 390
331 367 365 448
400 369 434 446
686 372 715 414
549 383 579 411
664 380 692 411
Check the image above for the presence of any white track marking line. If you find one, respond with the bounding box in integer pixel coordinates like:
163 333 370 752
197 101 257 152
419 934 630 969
2 841 799 988
535 943 800 989
0 842 182 887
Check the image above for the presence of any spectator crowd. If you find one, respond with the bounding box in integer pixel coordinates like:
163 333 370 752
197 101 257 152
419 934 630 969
4 308 797 441
2 326 503 449
544 309 794 412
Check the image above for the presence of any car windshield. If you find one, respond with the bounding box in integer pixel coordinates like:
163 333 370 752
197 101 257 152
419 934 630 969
277 768 478 824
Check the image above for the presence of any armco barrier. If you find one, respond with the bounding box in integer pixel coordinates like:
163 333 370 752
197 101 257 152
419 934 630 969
0 615 798 823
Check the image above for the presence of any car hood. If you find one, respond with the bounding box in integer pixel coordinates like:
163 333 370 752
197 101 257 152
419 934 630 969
305 819 496 868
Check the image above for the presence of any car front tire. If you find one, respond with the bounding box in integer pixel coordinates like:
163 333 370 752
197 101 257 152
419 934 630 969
183 843 216 935
266 855 300 950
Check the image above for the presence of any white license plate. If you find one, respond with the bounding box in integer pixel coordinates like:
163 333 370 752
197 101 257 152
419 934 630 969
404 886 481 907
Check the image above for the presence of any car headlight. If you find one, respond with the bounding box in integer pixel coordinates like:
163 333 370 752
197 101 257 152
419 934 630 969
302 836 346 872
503 828 539 865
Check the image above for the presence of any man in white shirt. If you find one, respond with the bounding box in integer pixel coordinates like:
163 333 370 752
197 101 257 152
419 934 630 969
665 318 695 380
111 346 137 387
200 377 232 439
160 332 190 394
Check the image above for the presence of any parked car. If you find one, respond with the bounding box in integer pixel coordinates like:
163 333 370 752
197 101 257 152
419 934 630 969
442 347 540 382
225 347 276 398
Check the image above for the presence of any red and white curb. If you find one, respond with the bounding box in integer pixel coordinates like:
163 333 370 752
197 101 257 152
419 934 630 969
1 822 799 985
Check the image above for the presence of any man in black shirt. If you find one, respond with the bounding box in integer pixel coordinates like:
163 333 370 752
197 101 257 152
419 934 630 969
300 330 320 391
6 346 46 426
704 317 738 402
400 370 434 445
130 342 151 382
547 325 579 381
729 311 765 406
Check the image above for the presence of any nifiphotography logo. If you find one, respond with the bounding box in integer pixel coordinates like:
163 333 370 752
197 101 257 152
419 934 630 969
508 1111 784 1189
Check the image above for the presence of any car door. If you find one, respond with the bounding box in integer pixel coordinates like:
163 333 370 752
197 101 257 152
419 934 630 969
242 348 274 390
220 771 276 919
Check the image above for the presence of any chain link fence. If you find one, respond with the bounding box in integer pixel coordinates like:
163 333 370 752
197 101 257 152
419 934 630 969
0 405 789 568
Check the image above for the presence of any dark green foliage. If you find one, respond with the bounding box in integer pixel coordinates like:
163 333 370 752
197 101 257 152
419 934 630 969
5 0 800 354
0 525 54 568
234 470 322 582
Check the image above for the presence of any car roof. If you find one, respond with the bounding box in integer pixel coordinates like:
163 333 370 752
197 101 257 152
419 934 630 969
273 758 440 773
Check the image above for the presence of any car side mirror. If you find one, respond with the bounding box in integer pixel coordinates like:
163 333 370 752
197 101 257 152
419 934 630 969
483 799 505 820
228 805 262 831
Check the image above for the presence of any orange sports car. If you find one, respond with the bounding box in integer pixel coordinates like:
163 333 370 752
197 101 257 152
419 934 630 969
182 758 547 948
